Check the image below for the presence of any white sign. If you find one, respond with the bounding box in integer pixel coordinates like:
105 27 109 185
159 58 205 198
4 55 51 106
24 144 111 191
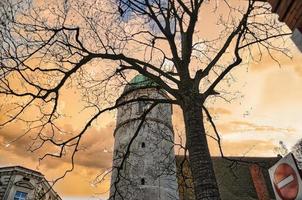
268 153 302 200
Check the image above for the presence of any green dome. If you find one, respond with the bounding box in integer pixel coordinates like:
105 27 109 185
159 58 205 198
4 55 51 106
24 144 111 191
124 74 158 93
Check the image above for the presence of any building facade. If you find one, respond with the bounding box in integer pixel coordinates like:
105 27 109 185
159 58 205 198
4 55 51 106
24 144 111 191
0 166 61 200
176 156 280 200
109 75 179 200
267 0 302 51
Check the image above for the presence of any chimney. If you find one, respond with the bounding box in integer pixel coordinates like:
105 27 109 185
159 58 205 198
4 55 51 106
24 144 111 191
249 164 270 200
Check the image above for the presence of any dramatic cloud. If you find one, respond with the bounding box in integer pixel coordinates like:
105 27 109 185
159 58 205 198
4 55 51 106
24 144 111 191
211 139 277 157
216 120 295 134
1 1 302 199
0 122 115 169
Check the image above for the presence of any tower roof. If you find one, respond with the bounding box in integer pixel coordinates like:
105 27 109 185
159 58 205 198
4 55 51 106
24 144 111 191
123 74 158 93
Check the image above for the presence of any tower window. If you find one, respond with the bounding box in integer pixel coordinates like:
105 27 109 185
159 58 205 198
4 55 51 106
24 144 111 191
138 101 147 113
141 178 145 185
138 96 150 114
141 142 145 148
14 191 27 200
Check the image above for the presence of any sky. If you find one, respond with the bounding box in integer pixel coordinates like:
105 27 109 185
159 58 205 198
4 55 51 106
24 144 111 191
0 0 302 199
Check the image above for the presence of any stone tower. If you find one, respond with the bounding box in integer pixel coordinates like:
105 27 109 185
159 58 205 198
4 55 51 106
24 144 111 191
109 75 179 200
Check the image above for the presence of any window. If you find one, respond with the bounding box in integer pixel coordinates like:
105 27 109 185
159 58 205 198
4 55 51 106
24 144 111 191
141 178 145 185
14 191 27 200
138 101 147 113
141 142 145 148
138 96 151 114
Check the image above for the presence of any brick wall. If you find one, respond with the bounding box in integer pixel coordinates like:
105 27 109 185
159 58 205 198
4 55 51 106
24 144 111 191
249 164 271 200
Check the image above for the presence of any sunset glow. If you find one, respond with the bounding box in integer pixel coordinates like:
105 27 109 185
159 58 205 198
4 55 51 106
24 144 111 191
0 0 301 199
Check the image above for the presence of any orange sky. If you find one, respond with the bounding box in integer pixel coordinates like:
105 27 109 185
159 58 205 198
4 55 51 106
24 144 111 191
0 1 302 199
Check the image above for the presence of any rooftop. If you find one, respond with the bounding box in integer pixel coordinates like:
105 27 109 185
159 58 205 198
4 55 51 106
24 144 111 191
176 156 279 200
0 165 43 177
123 74 158 93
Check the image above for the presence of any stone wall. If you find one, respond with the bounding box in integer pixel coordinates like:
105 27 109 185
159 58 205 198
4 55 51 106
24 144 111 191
110 87 179 200
0 166 61 200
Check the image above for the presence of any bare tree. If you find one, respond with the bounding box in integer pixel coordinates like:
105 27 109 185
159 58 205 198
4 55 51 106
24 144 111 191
292 139 302 169
0 0 291 199
274 140 289 157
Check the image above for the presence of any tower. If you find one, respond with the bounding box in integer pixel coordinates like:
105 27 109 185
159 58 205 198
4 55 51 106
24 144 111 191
109 75 179 200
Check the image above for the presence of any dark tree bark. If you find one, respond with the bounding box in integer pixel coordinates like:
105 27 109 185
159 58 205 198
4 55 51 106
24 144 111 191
181 95 220 200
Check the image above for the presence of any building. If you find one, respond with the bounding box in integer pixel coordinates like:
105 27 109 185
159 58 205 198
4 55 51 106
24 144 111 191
267 0 302 51
108 75 286 200
109 75 179 200
0 166 61 200
177 156 279 200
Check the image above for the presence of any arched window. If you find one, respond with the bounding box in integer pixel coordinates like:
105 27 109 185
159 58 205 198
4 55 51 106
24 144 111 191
141 142 145 148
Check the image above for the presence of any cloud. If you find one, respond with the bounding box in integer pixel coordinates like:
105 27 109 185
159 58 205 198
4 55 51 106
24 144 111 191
209 139 278 157
259 67 302 109
0 121 115 170
0 121 115 198
249 50 302 76
215 120 295 135
207 107 232 115
75 124 115 169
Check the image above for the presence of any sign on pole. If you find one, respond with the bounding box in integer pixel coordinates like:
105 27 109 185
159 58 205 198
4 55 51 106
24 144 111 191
268 153 302 200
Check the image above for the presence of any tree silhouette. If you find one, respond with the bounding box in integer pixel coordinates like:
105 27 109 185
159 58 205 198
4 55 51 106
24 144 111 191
292 139 302 169
0 0 291 199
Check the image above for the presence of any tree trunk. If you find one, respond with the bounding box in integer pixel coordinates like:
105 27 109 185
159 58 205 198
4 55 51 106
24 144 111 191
181 100 221 200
